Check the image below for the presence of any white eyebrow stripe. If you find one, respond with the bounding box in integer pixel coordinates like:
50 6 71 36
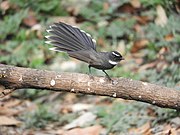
108 60 118 65
112 52 120 56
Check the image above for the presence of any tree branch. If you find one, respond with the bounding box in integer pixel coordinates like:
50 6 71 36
0 64 179 109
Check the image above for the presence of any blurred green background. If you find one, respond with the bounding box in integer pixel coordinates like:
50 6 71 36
0 0 179 134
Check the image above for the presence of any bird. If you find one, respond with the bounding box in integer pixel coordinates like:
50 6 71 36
45 22 124 80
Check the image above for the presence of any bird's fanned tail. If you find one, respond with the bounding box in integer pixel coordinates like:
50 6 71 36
45 22 96 52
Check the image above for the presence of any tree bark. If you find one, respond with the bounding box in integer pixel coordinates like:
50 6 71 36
0 64 179 110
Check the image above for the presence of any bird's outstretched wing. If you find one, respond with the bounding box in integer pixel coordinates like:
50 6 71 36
45 22 96 52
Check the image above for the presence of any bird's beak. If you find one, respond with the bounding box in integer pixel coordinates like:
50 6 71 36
121 57 125 60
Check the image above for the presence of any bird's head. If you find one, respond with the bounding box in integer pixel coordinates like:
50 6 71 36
108 51 124 65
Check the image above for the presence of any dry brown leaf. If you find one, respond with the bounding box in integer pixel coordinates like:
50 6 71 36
63 112 97 130
134 16 152 25
130 0 141 8
97 37 105 47
0 106 20 116
52 17 77 26
131 39 149 53
155 5 168 27
164 34 174 41
23 11 37 27
138 61 157 71
0 88 15 98
154 125 179 135
0 116 21 126
117 3 136 13
0 1 10 12
4 99 21 108
65 125 102 135
156 61 168 72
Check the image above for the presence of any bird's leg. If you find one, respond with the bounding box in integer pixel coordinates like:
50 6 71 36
102 70 112 81
88 65 94 79
88 65 91 74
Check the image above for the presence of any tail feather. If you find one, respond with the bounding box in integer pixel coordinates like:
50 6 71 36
45 22 96 52
45 35 82 51
58 22 94 48
50 24 86 49
47 27 85 50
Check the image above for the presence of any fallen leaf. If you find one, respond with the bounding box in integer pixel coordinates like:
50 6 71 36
130 0 141 8
0 88 15 98
134 16 152 25
72 103 93 112
0 1 10 12
155 5 168 27
164 34 174 41
138 61 157 71
4 99 21 108
63 112 97 130
52 16 77 26
131 39 149 53
23 11 37 27
117 3 136 14
65 125 103 135
0 116 21 126
97 37 105 47
0 106 20 116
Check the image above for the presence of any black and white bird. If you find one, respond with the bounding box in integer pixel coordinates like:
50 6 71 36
45 22 124 80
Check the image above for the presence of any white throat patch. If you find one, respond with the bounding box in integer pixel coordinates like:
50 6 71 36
108 60 118 65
